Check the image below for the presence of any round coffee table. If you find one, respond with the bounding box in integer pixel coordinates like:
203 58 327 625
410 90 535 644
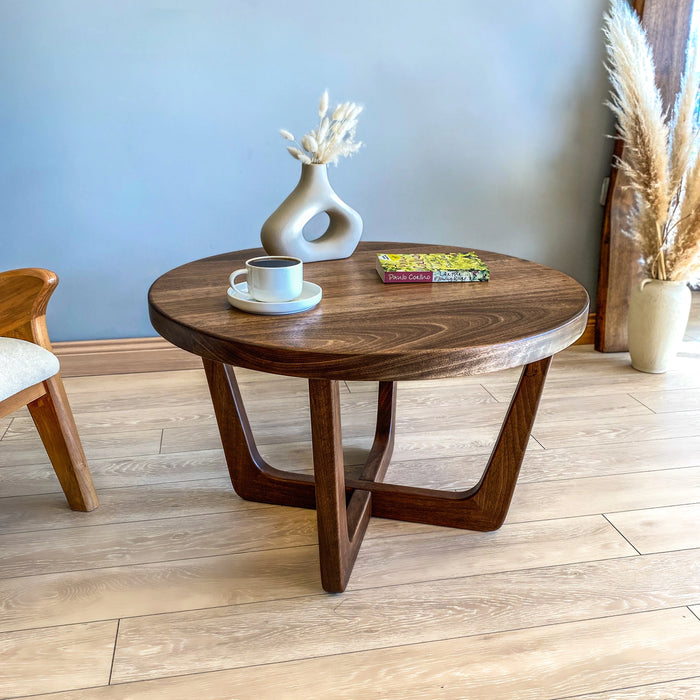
149 242 589 592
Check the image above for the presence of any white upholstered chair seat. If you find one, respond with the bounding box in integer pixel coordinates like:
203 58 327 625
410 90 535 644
0 336 60 402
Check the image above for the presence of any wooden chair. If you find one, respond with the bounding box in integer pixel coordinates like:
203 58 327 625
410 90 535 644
0 268 98 511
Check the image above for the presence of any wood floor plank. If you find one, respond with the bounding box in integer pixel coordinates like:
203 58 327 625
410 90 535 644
0 518 653 636
482 349 700 401
0 449 228 498
146 429 700 494
61 367 306 395
486 368 700 400
113 385 651 455
157 386 503 445
156 372 647 458
569 676 700 699
41 381 330 432
555 341 699 372
44 385 385 446
347 338 700 402
18 432 692 512
252 384 648 434
0 508 320 579
61 368 208 394
545 342 698 376
0 503 437 579
60 385 214 414
158 425 231 453
532 410 700 450
5 403 219 438
344 373 520 396
60 369 326 413
517 435 700 481
0 547 323 634
381 453 496 490
110 549 699 683
505 466 700 524
377 386 651 422
159 433 369 471
33 609 700 699
606 503 700 554
342 381 497 404
532 391 652 422
0 508 634 624
244 433 544 474
348 514 635 590
0 620 117 698
0 428 163 468
630 387 700 413
0 478 272 534
159 406 539 453
373 434 700 492
390 435 700 493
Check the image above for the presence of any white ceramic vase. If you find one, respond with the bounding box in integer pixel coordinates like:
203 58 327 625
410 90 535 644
261 163 362 263
627 278 691 373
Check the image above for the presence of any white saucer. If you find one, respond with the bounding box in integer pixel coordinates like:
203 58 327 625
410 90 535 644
227 281 322 315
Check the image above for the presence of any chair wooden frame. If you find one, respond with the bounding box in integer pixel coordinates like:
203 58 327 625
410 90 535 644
0 268 98 511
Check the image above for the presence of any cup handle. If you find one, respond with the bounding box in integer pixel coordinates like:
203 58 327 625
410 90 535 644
229 269 249 296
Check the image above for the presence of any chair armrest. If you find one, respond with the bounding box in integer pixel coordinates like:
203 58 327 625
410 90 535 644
0 268 58 349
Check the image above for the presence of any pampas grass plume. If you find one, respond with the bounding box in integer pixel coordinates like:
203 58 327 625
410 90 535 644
286 146 311 165
604 0 700 283
318 90 329 119
302 134 319 154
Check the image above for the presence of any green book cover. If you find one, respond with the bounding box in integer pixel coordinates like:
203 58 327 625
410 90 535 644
376 252 490 283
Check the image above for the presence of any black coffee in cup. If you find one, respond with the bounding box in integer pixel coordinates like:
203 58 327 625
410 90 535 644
249 258 298 268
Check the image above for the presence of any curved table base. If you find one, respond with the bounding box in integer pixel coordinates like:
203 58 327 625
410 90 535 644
203 356 552 592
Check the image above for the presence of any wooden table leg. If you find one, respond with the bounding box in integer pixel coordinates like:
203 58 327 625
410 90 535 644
203 358 316 508
203 360 396 507
203 356 551 591
204 360 396 592
353 355 552 530
308 378 372 592
362 380 396 483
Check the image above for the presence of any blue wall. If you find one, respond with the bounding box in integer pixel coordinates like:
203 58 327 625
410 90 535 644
1 0 614 341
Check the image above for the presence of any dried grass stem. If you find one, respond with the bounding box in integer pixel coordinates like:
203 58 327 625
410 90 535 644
279 91 363 166
605 0 700 283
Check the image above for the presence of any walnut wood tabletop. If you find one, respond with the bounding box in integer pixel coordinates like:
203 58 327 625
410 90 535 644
149 242 589 592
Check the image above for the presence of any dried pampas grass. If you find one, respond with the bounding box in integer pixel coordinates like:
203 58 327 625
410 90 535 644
604 0 700 283
279 90 363 166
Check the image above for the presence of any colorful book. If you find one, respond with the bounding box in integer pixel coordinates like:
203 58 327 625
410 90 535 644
376 252 490 284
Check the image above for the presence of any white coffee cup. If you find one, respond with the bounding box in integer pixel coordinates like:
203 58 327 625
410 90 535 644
230 256 303 303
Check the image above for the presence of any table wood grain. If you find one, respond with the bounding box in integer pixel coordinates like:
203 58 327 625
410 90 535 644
149 242 589 381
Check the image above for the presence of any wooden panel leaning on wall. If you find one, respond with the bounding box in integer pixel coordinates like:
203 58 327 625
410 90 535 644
596 0 694 352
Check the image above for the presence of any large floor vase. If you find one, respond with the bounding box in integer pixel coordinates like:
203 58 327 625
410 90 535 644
627 278 691 373
261 163 362 263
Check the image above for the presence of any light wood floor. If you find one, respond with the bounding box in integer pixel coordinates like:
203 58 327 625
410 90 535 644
1 296 699 699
